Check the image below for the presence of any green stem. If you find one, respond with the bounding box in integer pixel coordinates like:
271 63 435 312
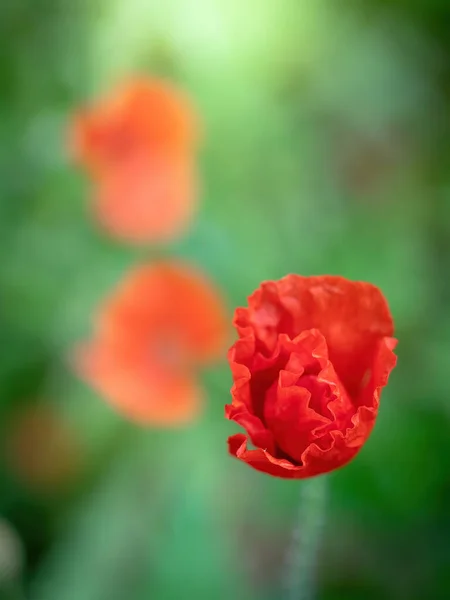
284 475 328 600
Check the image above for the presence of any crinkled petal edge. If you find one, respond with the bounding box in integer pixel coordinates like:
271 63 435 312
228 434 318 479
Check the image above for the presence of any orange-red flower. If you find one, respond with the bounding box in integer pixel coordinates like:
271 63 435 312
74 261 228 425
226 275 397 479
5 404 83 494
69 77 199 243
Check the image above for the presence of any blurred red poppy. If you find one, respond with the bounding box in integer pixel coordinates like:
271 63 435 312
74 261 228 425
69 77 199 243
226 275 397 478
5 404 83 493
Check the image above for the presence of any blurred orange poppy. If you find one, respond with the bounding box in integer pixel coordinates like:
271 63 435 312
73 261 228 425
69 77 199 243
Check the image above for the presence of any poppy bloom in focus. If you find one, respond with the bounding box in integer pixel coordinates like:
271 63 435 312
226 275 397 479
69 77 199 243
74 261 228 425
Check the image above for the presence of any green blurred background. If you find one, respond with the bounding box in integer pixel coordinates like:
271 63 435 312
1 0 450 598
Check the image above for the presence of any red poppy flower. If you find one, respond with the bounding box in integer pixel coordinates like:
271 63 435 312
74 261 228 425
69 77 198 243
225 275 397 479
5 404 83 493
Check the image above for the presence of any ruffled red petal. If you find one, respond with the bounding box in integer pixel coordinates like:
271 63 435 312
226 276 397 479
225 405 276 455
235 275 394 397
263 331 351 465
228 434 307 479
227 433 358 479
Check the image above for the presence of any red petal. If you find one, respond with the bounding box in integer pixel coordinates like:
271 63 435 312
236 275 394 397
225 405 276 455
299 336 397 474
228 434 310 479
228 330 327 417
357 336 398 410
262 330 353 464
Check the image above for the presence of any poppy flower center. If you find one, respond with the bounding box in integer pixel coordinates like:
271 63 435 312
263 368 344 465
91 123 140 167
296 374 334 419
151 333 187 371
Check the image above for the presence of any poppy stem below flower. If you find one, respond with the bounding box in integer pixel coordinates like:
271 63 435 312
284 475 328 600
